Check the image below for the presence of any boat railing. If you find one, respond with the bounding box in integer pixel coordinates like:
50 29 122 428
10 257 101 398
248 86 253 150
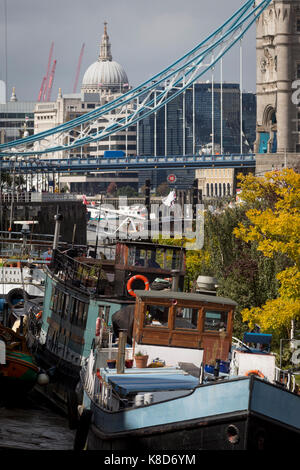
232 340 298 392
82 352 117 411
49 249 106 295
231 336 253 352
274 367 297 393
94 374 115 410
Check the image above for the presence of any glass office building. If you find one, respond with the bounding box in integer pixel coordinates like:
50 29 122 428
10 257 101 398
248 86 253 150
0 103 35 143
137 83 256 156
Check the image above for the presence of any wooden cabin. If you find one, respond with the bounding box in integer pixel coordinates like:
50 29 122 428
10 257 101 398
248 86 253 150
109 241 186 298
132 290 237 365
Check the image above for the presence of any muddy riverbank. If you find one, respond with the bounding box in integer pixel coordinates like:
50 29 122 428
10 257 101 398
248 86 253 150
0 390 75 450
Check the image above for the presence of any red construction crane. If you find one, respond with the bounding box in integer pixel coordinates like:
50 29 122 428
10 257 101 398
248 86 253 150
42 42 54 101
46 60 57 101
73 43 85 93
37 76 47 102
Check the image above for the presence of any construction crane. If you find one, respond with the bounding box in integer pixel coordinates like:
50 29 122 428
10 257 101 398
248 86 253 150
37 42 54 102
42 42 54 101
73 43 85 93
37 76 47 102
46 60 57 101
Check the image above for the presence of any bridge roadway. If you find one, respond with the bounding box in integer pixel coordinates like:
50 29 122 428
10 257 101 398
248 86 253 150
0 154 256 174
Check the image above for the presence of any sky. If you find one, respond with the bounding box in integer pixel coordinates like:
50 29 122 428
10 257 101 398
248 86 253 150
0 0 257 103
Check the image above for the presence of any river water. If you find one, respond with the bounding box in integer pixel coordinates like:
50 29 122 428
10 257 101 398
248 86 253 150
0 390 75 450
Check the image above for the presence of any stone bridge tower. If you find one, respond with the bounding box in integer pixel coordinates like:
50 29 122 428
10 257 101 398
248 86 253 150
255 0 300 161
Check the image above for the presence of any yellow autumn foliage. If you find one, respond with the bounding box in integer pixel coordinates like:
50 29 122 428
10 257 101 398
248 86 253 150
233 169 300 332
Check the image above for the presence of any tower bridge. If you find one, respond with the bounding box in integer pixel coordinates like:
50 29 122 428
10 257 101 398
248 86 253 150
0 0 299 195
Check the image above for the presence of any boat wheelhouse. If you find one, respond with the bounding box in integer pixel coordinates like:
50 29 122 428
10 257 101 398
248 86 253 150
132 290 235 368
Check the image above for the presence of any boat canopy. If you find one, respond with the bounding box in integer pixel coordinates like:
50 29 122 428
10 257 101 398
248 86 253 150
243 332 272 345
104 370 199 396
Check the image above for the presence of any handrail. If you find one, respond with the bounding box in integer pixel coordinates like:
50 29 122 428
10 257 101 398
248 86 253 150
231 336 253 353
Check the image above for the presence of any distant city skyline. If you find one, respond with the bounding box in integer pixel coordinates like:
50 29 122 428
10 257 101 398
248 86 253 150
0 0 257 103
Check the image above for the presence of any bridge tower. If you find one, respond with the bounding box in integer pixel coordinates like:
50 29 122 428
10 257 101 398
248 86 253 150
255 0 300 166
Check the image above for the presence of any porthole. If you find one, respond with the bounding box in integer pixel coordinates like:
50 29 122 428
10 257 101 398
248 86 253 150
226 424 240 444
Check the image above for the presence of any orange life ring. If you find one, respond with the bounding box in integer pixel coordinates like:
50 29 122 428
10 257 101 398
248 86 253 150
35 311 42 320
245 370 264 379
127 274 150 297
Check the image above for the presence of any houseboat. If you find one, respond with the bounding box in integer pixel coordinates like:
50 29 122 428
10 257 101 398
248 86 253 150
26 239 186 418
75 289 300 450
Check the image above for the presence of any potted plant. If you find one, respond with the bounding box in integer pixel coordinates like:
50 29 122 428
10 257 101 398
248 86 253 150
106 358 116 369
125 359 134 368
134 351 148 368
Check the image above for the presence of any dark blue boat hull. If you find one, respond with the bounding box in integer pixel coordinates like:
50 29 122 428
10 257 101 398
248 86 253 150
80 376 300 450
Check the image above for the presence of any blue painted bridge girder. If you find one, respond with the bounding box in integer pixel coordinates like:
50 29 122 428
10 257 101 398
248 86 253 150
0 154 256 174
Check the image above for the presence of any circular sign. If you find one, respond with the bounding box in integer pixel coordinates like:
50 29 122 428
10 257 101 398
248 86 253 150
167 174 177 183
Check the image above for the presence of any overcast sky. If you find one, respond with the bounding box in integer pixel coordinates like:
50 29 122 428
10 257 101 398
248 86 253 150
0 0 257 102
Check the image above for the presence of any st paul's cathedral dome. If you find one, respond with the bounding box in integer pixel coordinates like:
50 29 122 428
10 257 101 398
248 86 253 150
81 22 129 94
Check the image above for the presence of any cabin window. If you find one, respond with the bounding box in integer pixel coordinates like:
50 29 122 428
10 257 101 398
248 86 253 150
70 298 80 324
204 310 228 332
132 248 164 268
145 249 161 268
104 306 110 324
165 249 181 270
127 246 181 270
83 304 89 327
98 305 105 318
58 292 66 318
57 292 62 316
152 248 164 269
77 302 85 326
50 290 56 310
134 249 147 266
98 305 110 325
128 246 147 266
144 304 169 327
128 247 135 266
50 287 59 312
63 295 70 319
174 307 198 330
69 297 75 322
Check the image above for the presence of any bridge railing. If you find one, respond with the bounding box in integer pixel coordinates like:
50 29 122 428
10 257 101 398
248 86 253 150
0 153 256 172
0 191 78 204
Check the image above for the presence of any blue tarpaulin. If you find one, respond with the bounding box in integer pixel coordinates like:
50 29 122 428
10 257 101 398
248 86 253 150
107 373 199 396
243 332 272 345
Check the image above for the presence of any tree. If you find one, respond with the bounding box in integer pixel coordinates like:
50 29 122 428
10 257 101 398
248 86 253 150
156 206 279 338
156 182 170 197
116 185 138 197
106 182 117 196
191 205 281 338
233 169 300 335
0 173 13 190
